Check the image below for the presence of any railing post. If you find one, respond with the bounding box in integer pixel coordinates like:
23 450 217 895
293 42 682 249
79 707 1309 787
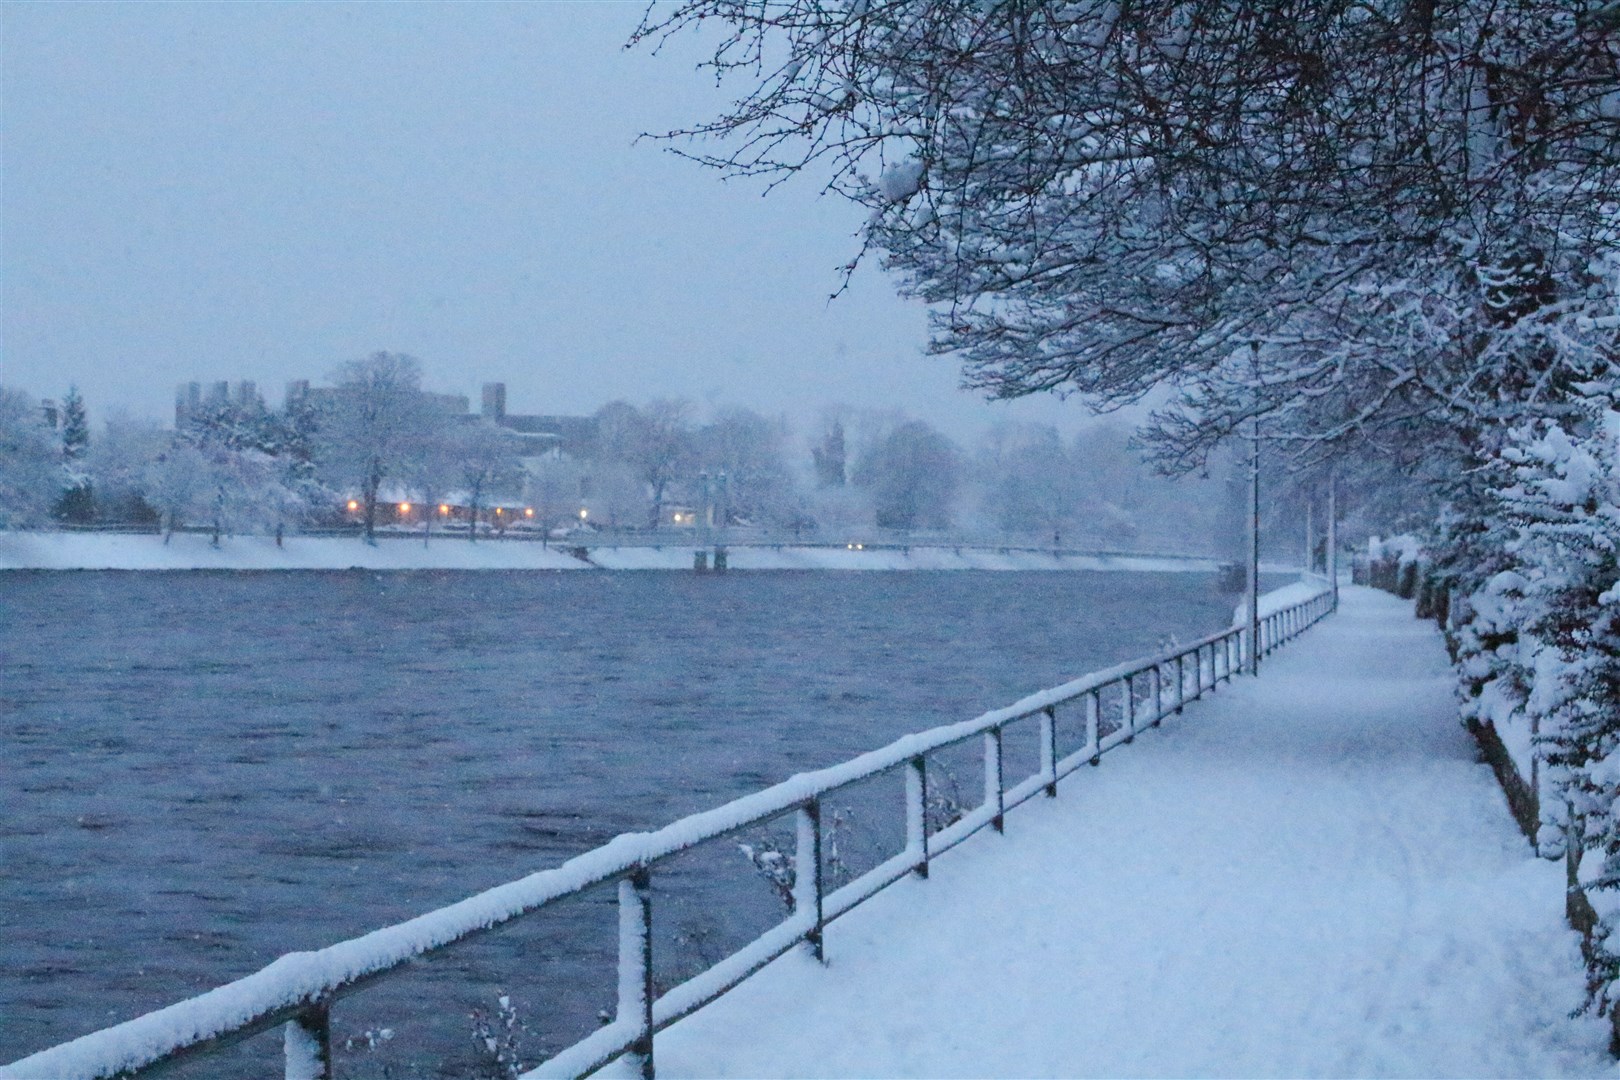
984 727 1005 832
1151 664 1164 727
906 757 930 878
794 801 825 963
618 867 655 1080
284 1001 331 1080
1122 677 1135 744
1087 690 1101 764
1040 707 1058 796
1175 654 1185 713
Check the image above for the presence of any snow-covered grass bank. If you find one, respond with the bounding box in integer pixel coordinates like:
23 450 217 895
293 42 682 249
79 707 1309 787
0 531 1241 573
588 544 1228 573
589 587 1612 1079
0 531 591 571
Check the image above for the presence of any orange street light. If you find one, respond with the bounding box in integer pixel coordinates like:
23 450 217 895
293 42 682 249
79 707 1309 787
398 502 411 514
347 500 359 512
439 504 450 515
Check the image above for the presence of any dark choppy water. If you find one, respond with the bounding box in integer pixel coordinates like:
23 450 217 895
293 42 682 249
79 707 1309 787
0 569 1253 1075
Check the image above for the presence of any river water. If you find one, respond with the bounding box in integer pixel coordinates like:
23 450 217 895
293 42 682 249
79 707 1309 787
0 569 1259 1076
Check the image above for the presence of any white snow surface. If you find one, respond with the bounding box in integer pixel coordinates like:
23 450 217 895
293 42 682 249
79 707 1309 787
0 531 589 571
583 545 1227 573
587 588 1612 1079
0 532 1241 573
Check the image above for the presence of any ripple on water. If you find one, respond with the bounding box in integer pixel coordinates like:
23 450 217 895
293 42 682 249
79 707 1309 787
1 568 1259 1072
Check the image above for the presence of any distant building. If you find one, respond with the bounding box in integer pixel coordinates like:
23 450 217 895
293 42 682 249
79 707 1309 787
174 380 266 426
175 376 597 458
478 382 597 459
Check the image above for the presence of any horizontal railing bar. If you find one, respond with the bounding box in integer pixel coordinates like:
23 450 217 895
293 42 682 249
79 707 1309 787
537 915 820 1080
117 1002 315 1080
1002 772 1057 817
648 916 813 1036
1098 726 1134 757
823 850 924 926
129 963 397 1080
1054 744 1107 785
523 1018 642 1080
928 803 1002 861
7 589 1331 1080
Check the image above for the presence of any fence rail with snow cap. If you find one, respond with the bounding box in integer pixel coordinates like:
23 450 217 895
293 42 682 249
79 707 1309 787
0 586 1337 1080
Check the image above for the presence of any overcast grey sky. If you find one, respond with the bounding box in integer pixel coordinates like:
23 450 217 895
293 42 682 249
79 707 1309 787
2 1 1098 443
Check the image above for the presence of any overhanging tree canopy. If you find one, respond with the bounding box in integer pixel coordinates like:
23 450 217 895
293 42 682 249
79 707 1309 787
637 0 1620 467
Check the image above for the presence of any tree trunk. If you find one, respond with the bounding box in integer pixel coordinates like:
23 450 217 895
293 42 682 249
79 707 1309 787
364 465 380 545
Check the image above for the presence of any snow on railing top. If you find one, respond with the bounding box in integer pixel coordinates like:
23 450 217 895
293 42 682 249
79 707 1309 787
2 583 1334 1080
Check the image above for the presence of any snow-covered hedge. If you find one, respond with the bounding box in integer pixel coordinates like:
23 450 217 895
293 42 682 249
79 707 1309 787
1442 413 1620 1022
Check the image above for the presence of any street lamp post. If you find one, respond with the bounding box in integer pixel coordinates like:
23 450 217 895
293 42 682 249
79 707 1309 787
1327 469 1339 608
1247 342 1261 676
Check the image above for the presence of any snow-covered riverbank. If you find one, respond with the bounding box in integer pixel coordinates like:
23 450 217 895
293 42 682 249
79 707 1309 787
0 531 1244 573
0 531 591 571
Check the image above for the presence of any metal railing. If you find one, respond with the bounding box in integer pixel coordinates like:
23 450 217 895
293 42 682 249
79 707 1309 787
1 588 1337 1080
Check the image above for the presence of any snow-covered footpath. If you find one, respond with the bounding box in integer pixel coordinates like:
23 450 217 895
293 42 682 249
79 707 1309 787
0 531 1229 573
591 587 1614 1079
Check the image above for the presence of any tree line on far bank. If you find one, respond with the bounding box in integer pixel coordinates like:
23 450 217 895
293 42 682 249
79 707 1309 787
0 353 1245 555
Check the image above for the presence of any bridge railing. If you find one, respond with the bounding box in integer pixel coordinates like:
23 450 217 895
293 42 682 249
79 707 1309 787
1 588 1337 1080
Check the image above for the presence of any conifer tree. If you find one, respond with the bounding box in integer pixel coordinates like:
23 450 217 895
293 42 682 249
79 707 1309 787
53 386 95 523
59 387 89 461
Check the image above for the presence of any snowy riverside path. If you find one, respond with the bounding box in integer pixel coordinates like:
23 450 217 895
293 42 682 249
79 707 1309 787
596 587 1613 1079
